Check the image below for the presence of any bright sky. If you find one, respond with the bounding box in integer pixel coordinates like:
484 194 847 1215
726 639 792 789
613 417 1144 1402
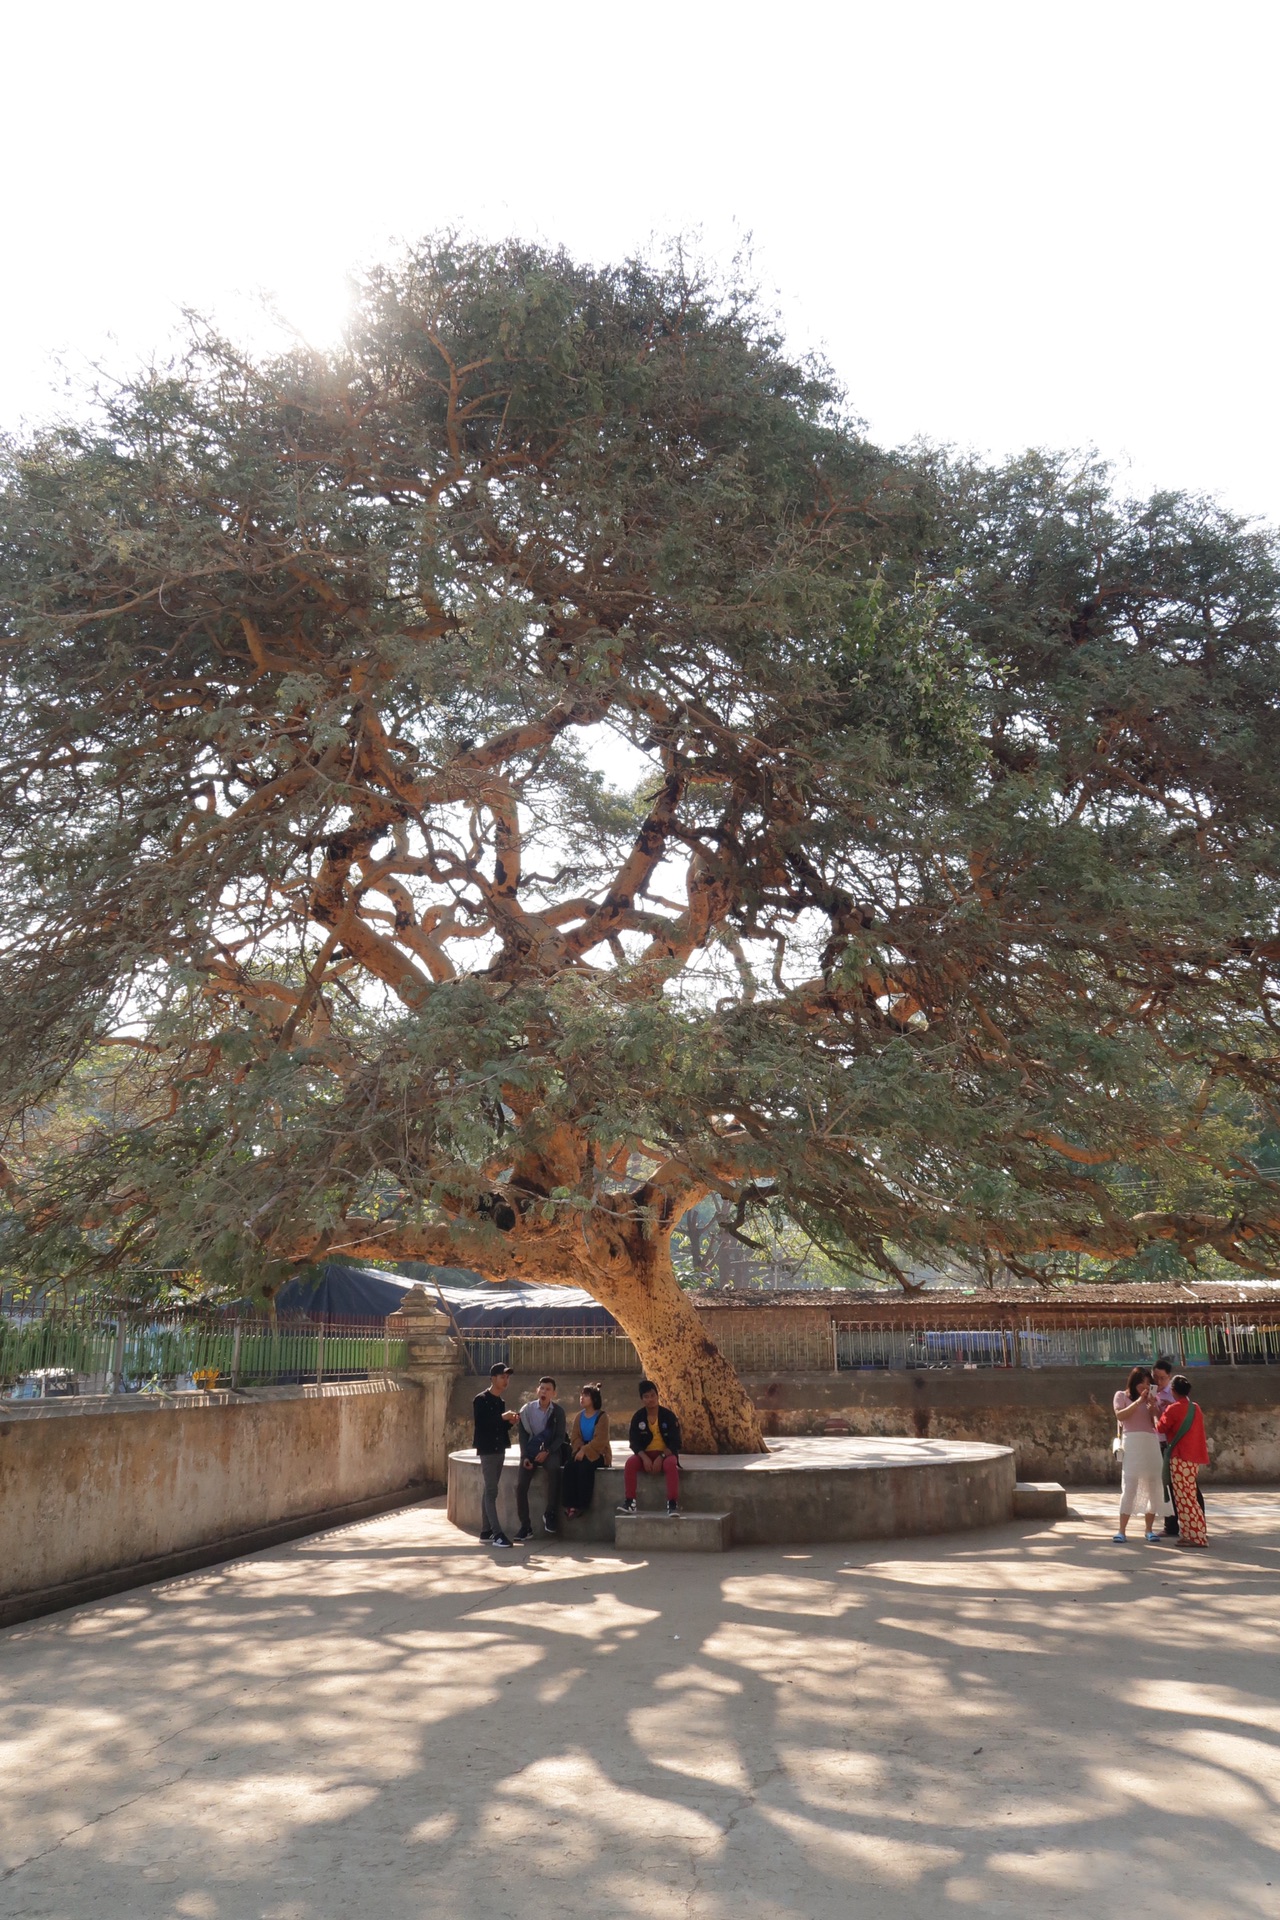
3 1 1276 521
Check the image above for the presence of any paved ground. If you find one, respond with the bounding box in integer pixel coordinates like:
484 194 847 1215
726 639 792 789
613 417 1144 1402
3 1491 1280 1920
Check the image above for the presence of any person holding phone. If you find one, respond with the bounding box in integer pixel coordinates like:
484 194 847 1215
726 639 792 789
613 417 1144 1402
1111 1365 1165 1542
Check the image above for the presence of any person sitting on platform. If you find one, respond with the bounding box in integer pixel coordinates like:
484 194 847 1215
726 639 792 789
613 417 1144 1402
563 1384 612 1519
617 1379 682 1517
515 1375 567 1540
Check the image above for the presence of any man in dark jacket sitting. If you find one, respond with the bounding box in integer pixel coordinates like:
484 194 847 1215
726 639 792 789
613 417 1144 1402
617 1380 682 1516
515 1376 567 1540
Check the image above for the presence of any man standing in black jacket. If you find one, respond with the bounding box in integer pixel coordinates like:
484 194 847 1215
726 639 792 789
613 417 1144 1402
472 1362 518 1547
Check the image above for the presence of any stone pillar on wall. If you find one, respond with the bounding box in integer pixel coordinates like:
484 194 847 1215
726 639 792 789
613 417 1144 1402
386 1289 464 1488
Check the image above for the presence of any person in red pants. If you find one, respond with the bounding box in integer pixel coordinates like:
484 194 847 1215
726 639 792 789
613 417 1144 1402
617 1380 682 1516
1156 1374 1210 1548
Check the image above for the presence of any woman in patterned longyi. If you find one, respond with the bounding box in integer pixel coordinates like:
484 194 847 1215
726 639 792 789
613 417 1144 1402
1156 1376 1210 1548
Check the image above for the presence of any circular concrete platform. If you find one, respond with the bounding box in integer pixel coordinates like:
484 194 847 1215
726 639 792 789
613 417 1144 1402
446 1435 1016 1546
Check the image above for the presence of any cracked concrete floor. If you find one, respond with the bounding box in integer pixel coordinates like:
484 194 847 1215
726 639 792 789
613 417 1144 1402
4 1492 1280 1919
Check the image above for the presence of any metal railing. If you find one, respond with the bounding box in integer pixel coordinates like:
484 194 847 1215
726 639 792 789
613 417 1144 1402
459 1321 836 1376
1 1311 406 1397
832 1318 1256 1371
461 1325 641 1377
9 1300 1280 1395
462 1312 1280 1377
716 1325 836 1373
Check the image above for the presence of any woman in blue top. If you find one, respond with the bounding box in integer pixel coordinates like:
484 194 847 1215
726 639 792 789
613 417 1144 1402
562 1385 612 1518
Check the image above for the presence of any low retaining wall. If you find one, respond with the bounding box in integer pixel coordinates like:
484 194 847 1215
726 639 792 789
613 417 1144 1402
0 1379 430 1626
448 1437 1017 1545
8 1359 1280 1629
447 1367 1280 1484
750 1368 1280 1483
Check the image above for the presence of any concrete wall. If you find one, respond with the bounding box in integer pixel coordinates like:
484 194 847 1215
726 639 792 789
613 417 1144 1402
0 1379 429 1610
8 1359 1279 1626
447 1367 1280 1484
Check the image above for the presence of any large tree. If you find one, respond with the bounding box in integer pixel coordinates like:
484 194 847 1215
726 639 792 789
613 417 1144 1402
2 241 1278 1449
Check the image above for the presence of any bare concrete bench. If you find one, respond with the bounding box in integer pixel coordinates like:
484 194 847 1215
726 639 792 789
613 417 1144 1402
615 1509 734 1552
1013 1481 1067 1519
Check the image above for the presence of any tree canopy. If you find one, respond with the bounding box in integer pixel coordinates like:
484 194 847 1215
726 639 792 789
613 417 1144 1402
2 238 1278 1446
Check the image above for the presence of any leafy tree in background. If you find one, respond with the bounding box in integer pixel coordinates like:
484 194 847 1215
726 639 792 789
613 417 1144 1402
1 240 1277 1450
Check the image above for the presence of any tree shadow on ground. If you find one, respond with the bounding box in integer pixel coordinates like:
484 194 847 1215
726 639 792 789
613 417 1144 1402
3 1492 1280 1919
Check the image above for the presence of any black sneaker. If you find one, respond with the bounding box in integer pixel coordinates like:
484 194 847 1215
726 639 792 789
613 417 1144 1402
479 1530 492 1543
491 1534 514 1549
616 1498 637 1515
543 1518 559 1535
666 1500 679 1517
513 1525 533 1542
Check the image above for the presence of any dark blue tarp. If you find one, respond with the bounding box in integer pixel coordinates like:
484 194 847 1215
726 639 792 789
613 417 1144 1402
270 1263 412 1321
272 1262 616 1329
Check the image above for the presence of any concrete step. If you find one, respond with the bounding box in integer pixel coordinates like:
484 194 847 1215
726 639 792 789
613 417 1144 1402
1013 1480 1067 1519
615 1509 734 1552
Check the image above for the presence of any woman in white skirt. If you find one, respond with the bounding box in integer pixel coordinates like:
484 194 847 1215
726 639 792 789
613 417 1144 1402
1112 1366 1170 1542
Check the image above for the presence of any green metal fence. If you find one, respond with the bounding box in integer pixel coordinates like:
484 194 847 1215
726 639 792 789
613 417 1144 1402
834 1316 1254 1371
463 1313 1280 1378
1 1312 406 1396
8 1299 1280 1397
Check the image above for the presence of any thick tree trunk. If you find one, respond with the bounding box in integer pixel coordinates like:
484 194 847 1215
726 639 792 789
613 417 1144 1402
578 1231 766 1454
330 1209 766 1453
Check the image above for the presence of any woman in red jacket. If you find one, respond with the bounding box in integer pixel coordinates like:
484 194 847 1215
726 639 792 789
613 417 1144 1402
1156 1376 1210 1548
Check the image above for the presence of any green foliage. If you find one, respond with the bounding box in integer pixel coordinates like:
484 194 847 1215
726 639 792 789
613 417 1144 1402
0 239 1277 1300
